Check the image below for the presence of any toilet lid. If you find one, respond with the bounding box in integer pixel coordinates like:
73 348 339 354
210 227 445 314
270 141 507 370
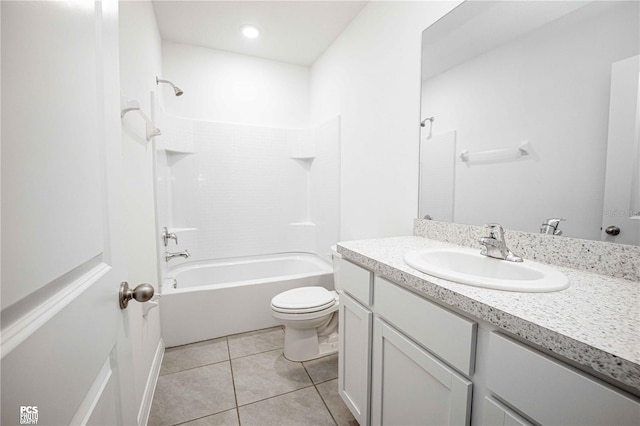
271 287 335 311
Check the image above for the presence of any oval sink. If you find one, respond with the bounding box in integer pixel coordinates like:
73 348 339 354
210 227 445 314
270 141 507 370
403 247 569 292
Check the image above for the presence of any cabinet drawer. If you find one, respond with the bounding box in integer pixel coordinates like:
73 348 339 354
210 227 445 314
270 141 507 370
336 258 372 306
374 277 477 376
488 332 640 426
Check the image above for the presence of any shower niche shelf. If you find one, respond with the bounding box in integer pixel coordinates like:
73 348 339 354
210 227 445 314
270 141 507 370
289 139 315 160
164 148 195 155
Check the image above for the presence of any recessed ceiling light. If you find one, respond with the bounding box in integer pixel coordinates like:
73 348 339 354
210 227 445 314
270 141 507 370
240 24 261 39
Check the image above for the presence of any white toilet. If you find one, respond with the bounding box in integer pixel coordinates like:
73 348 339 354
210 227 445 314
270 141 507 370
271 247 342 362
271 286 339 362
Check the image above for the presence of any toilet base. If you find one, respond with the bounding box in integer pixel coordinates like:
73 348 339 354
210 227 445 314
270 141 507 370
283 328 338 362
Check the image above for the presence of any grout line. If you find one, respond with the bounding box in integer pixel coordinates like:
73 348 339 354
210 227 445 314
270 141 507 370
159 358 231 377
163 335 228 350
172 408 236 426
229 346 285 361
313 376 339 386
224 325 284 340
301 360 339 426
164 325 283 351
227 336 241 426
236 384 317 408
300 360 315 384
314 384 339 426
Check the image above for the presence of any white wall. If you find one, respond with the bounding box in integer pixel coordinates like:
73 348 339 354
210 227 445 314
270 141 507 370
161 41 309 128
118 1 163 421
421 2 638 240
310 1 461 241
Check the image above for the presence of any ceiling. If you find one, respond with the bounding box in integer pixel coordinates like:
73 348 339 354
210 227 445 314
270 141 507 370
152 1 368 66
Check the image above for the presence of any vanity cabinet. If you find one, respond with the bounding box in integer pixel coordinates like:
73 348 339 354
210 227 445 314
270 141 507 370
336 255 640 426
371 318 472 425
336 258 475 426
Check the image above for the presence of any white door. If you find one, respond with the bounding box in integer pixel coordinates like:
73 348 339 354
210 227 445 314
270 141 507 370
601 55 640 245
2 1 139 424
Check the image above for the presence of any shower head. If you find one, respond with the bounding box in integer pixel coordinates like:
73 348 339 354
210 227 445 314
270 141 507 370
156 76 183 96
420 117 434 127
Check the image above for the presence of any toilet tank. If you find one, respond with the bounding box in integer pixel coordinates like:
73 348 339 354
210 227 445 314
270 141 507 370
330 245 343 292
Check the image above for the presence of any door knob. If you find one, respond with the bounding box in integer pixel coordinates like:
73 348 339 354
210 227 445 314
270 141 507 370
605 226 621 236
119 282 155 309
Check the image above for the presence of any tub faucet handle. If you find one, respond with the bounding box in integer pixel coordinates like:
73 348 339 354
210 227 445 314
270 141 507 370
162 226 178 246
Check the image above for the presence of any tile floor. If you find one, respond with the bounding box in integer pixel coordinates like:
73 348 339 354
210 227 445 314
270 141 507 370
149 326 358 426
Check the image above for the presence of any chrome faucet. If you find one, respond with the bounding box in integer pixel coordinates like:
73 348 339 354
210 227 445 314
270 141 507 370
479 224 523 262
164 250 190 262
540 218 566 236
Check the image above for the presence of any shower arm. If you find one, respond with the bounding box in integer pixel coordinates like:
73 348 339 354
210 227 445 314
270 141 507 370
156 76 183 96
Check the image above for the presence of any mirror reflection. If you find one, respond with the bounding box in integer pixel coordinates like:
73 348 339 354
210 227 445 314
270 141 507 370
419 1 639 245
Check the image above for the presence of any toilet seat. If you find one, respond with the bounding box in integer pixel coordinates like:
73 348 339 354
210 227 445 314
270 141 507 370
271 287 338 314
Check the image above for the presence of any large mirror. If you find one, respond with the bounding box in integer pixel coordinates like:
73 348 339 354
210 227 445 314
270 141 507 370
419 1 640 245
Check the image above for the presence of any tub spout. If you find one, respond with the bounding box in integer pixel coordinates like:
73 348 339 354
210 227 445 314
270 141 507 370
165 250 190 262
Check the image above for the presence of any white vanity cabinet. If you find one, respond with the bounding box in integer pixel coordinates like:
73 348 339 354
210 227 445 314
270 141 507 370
336 258 476 426
336 255 640 426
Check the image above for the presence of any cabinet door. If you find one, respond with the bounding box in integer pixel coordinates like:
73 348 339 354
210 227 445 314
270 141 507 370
483 397 533 426
339 292 373 426
371 319 472 426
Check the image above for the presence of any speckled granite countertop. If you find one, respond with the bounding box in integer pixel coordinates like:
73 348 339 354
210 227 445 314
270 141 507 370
337 236 640 393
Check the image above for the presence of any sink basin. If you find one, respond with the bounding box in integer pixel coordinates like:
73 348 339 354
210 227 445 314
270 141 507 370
403 247 569 292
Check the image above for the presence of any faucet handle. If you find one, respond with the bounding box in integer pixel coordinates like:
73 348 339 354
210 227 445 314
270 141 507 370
484 223 505 239
541 218 566 236
162 226 178 246
543 218 566 227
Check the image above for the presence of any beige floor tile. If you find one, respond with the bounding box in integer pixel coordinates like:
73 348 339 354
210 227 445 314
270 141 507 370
316 379 358 426
239 387 335 426
161 337 229 375
303 353 338 384
178 409 239 426
149 362 236 425
227 327 284 359
231 349 312 405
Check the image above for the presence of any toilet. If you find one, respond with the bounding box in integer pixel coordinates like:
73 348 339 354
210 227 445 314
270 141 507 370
271 286 339 362
271 246 343 362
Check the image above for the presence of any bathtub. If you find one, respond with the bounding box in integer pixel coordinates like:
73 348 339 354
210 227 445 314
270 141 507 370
159 252 334 347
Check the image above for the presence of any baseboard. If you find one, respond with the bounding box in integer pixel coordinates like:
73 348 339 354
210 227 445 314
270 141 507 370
137 338 165 426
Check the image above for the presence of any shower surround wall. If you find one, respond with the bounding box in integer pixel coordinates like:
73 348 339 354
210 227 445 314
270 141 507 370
155 113 340 271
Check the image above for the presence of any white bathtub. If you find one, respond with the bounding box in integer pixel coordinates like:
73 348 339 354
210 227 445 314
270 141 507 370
160 253 334 347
